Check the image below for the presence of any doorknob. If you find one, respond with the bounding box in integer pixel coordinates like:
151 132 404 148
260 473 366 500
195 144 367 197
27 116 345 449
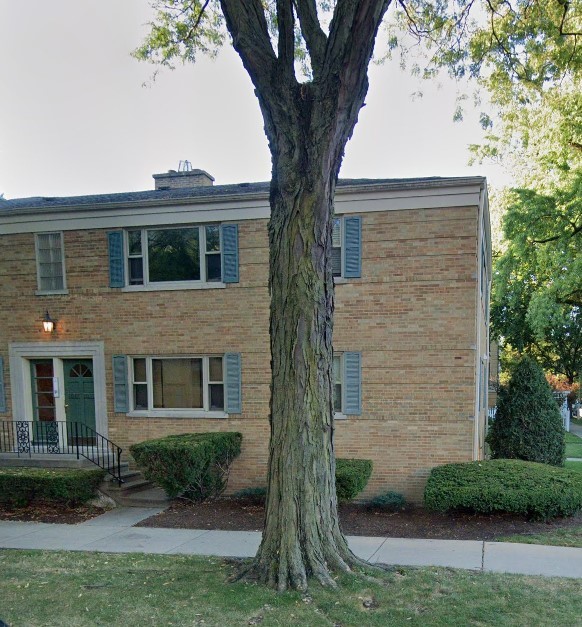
65 404 69 408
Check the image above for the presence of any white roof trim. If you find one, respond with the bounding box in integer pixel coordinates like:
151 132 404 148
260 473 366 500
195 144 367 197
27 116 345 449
0 180 486 234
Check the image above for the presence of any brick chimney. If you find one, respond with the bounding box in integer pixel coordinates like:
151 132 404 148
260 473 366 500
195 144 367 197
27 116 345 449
153 166 215 190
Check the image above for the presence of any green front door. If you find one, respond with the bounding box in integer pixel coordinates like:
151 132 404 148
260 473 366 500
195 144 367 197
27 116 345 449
64 360 96 442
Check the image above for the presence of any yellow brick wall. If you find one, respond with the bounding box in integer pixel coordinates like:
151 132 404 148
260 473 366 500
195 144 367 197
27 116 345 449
0 205 482 503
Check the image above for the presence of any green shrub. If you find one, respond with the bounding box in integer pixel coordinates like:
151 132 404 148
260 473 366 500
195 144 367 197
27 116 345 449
233 487 267 505
487 356 565 466
0 468 105 507
370 490 406 511
130 432 242 501
424 459 582 521
335 458 372 501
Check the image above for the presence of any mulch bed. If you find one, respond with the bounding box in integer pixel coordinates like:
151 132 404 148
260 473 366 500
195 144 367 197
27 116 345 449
3 498 581 540
0 502 105 525
136 498 582 541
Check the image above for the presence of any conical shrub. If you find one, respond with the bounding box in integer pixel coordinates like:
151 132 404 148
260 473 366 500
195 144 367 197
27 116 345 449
487 356 565 466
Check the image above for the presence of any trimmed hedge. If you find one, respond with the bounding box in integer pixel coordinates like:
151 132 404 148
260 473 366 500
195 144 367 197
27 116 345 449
335 458 373 501
130 432 242 501
0 468 105 507
424 459 582 521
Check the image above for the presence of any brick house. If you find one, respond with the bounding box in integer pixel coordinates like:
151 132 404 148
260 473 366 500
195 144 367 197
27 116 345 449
0 169 491 502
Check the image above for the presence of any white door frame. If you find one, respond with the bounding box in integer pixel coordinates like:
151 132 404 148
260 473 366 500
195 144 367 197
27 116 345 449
9 341 108 436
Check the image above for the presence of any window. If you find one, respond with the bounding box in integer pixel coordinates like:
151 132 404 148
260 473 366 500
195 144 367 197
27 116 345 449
332 219 342 278
35 232 66 293
332 352 362 416
130 356 224 412
333 355 342 412
126 225 221 287
331 216 361 279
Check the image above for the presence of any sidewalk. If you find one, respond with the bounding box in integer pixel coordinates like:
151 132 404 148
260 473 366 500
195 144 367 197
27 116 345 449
1 507 581 579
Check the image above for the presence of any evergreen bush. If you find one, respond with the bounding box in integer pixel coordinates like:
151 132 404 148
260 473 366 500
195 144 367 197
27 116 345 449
335 458 372 501
424 459 582 520
487 356 565 466
233 486 267 505
130 432 242 501
0 468 105 507
369 490 406 511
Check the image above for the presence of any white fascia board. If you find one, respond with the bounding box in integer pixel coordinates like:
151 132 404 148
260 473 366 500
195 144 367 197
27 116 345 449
0 180 485 234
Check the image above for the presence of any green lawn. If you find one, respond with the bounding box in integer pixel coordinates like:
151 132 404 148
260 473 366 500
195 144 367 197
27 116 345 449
497 526 582 548
1 550 582 626
566 460 582 473
566 432 582 458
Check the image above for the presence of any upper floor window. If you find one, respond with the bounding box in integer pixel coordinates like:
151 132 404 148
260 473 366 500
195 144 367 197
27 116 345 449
127 225 222 286
107 224 239 290
331 216 361 280
35 232 67 294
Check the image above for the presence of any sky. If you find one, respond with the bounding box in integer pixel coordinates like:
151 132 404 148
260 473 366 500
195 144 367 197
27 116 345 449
0 1 509 200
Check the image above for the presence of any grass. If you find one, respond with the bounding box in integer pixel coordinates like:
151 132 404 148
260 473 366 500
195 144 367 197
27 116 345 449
1 550 582 626
497 526 582 549
566 461 582 474
565 432 582 459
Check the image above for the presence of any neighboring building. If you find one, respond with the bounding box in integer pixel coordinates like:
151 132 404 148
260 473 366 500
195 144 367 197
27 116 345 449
0 169 491 502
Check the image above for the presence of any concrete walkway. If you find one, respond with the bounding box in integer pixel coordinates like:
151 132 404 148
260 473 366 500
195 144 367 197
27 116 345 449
1 507 581 579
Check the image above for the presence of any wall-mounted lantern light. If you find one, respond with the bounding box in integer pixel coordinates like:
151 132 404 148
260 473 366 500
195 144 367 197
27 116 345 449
42 310 56 333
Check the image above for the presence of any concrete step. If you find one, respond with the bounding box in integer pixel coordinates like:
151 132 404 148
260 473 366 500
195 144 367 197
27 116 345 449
99 469 171 507
0 454 129 474
109 486 171 508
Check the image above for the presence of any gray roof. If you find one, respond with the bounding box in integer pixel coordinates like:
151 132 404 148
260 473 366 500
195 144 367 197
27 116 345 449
0 176 486 216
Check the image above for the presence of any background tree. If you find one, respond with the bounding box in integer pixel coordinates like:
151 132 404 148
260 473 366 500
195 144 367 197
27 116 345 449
136 0 581 590
487 356 565 466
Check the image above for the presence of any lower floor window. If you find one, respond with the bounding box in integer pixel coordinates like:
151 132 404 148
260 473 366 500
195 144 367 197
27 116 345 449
131 356 224 411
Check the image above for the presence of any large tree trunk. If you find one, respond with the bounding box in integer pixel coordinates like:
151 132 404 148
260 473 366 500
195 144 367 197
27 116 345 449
219 0 391 591
249 154 363 591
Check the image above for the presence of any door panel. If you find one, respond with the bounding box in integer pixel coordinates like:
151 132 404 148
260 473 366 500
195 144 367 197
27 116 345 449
30 360 59 448
64 360 96 444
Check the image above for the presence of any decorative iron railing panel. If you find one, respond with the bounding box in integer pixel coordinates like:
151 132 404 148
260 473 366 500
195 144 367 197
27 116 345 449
0 420 123 484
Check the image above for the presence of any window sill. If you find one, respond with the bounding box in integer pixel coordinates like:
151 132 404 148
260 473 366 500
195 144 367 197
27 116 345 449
36 289 69 296
333 278 349 285
333 412 348 420
121 282 226 292
127 410 228 419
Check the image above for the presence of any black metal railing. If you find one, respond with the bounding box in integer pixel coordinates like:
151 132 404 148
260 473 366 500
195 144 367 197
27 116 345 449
0 420 123 484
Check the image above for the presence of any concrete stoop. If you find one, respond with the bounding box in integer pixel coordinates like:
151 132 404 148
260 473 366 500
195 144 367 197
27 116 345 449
100 469 171 508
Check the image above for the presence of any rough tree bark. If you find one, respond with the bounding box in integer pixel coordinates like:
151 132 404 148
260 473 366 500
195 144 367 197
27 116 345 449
220 0 391 590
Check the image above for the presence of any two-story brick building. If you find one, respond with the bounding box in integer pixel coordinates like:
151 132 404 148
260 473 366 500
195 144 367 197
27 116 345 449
0 169 491 501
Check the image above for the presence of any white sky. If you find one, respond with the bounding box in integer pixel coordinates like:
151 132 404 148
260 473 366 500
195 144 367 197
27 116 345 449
0 1 509 199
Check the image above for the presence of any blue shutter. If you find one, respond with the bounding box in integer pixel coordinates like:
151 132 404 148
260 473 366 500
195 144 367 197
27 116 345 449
225 352 242 413
343 216 362 278
107 231 125 288
221 224 239 283
112 355 128 413
0 356 6 413
343 352 362 415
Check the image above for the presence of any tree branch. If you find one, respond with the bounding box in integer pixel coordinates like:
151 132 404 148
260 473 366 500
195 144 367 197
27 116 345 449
558 1 582 36
219 0 278 97
293 0 327 74
277 0 296 79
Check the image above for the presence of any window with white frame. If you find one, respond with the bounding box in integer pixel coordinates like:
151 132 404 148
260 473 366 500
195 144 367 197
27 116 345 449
126 225 222 287
333 354 343 412
131 356 224 412
332 218 343 278
35 232 66 293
